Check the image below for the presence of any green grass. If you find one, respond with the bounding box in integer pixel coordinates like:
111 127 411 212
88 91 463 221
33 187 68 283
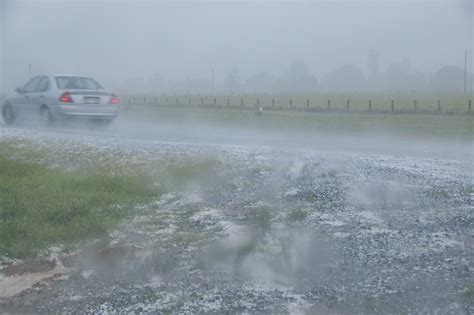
122 91 472 114
153 158 223 192
242 205 274 232
122 102 473 140
0 140 230 258
462 285 474 302
286 208 309 223
0 154 158 258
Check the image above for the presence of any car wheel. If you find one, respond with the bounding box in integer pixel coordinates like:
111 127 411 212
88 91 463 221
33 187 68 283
40 106 54 126
2 104 15 125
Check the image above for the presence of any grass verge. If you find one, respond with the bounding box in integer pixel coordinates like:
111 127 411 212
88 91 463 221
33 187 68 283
122 92 472 114
123 105 473 139
0 154 157 258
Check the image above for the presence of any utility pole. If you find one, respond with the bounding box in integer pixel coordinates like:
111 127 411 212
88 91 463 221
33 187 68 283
212 68 215 95
464 50 467 94
0 0 4 97
28 64 32 79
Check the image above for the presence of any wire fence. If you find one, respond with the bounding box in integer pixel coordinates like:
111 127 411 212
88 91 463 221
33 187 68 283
0 92 471 115
121 94 473 115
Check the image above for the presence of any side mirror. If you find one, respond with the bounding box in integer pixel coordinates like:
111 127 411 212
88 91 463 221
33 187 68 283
15 87 23 94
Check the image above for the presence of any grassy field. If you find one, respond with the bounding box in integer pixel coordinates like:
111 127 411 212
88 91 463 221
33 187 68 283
1 91 472 258
122 105 473 139
0 142 158 258
121 91 473 114
0 139 229 259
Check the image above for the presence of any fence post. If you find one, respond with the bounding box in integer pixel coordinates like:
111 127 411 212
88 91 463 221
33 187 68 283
438 100 441 112
144 97 146 104
391 100 394 113
165 97 168 104
241 98 244 107
189 98 192 105
257 98 260 106
306 99 309 109
214 98 216 105
290 99 292 108
176 97 179 105
469 100 472 112
369 100 372 111
347 99 350 112
201 97 203 105
414 100 417 111
272 98 275 107
154 96 157 104
327 99 330 111
227 98 230 106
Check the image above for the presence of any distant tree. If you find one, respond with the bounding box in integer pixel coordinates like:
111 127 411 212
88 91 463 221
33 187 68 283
224 67 241 94
279 60 318 93
123 76 147 93
321 64 367 92
367 49 379 90
165 77 210 95
384 59 427 91
385 59 409 90
286 60 311 81
430 65 465 91
148 73 166 92
183 77 211 94
245 72 275 94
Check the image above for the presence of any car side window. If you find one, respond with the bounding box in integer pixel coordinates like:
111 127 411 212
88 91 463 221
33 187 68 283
36 77 50 92
22 77 42 93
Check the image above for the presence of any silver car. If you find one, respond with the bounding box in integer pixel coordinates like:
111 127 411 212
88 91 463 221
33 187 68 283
2 75 119 125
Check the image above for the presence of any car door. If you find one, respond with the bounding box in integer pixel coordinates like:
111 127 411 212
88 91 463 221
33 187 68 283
28 76 50 114
14 76 42 117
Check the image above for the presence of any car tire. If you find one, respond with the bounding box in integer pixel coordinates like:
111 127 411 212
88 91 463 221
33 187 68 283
2 103 15 125
40 106 54 126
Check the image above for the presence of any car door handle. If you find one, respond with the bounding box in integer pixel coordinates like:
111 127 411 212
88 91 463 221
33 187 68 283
40 95 44 98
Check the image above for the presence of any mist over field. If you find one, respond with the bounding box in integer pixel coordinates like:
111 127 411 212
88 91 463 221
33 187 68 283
0 0 473 94
0 1 473 314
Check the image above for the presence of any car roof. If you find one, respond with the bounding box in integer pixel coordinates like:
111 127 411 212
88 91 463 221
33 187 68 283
53 74 94 78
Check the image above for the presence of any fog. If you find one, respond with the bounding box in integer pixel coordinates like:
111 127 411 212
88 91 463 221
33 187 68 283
0 1 473 313
0 0 472 94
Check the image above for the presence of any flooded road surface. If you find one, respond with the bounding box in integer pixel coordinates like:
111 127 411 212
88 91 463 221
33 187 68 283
0 122 472 314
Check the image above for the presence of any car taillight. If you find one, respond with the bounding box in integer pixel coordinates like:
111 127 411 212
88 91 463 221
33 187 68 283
110 94 119 105
59 92 73 103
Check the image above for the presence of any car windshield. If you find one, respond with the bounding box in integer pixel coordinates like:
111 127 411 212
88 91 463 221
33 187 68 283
55 76 103 90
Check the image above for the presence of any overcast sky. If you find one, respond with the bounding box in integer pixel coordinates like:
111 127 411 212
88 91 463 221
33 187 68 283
0 0 472 92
